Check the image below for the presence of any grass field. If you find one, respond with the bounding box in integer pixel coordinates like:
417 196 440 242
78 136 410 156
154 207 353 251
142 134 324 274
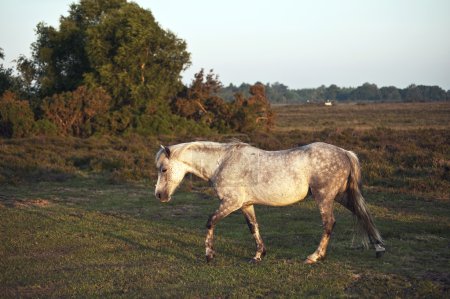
273 102 450 131
1 102 449 297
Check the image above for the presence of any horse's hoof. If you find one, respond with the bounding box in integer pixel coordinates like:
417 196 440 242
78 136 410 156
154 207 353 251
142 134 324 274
249 257 262 264
304 257 317 264
206 255 214 263
376 249 385 258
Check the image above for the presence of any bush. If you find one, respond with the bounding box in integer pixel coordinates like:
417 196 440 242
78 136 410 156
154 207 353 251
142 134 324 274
33 119 58 136
0 91 35 138
41 86 111 137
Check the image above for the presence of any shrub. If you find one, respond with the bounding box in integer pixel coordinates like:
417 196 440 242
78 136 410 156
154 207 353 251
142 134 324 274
33 119 58 136
0 91 35 138
41 86 111 137
173 70 275 134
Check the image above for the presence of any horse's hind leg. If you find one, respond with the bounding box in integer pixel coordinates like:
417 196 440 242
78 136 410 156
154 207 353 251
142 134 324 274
305 191 336 264
242 205 266 263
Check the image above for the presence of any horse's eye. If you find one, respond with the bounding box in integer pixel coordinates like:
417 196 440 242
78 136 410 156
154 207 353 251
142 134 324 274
161 168 168 173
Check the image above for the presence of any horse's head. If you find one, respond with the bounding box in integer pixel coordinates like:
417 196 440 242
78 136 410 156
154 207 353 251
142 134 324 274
155 145 187 202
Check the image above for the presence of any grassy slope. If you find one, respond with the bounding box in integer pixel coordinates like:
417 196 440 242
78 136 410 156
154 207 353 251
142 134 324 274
1 102 450 297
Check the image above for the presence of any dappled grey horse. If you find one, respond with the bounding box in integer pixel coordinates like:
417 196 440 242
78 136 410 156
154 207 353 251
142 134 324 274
155 141 385 263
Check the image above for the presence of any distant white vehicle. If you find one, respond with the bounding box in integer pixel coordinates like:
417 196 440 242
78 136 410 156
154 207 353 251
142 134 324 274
324 101 333 106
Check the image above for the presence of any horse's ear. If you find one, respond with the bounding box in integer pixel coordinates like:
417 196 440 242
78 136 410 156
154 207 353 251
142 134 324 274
160 145 171 158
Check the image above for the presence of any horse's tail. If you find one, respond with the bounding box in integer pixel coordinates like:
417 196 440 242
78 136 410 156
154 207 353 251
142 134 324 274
345 151 384 248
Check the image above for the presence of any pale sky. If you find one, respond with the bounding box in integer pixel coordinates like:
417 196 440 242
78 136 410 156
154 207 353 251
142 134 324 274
1 0 449 89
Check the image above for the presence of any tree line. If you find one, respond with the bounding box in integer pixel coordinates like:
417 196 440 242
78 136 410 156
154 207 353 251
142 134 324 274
0 0 273 138
219 82 450 103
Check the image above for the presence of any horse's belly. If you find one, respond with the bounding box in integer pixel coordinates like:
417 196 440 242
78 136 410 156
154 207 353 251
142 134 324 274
251 180 309 206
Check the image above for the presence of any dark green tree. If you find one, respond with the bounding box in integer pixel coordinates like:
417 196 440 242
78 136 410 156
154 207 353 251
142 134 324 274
350 83 380 101
30 0 190 121
402 84 423 102
14 55 38 99
31 0 126 97
84 1 190 112
379 86 401 101
325 84 339 100
0 48 14 96
418 85 447 101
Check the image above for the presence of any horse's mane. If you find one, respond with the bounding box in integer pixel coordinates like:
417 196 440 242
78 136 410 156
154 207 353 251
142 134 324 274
155 140 249 163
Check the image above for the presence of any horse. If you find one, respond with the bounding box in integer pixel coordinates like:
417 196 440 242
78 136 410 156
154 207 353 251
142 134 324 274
154 141 385 264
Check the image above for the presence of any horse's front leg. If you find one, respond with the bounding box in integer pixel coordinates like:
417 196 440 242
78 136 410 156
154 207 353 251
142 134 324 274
242 205 266 263
205 200 240 263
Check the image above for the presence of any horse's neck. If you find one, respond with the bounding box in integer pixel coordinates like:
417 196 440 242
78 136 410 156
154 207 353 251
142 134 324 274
179 143 229 181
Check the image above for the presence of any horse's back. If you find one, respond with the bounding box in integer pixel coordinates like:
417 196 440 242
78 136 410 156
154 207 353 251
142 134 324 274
213 142 352 206
214 144 307 206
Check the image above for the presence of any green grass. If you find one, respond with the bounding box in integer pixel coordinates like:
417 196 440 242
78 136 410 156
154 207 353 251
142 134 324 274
1 102 450 297
1 177 449 297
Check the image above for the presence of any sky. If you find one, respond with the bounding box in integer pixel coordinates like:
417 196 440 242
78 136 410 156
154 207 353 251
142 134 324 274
1 0 449 90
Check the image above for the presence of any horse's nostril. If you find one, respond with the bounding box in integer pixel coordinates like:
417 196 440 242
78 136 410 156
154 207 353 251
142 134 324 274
157 192 161 199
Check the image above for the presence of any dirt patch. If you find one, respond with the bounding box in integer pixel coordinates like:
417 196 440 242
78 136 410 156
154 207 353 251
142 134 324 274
0 196 51 208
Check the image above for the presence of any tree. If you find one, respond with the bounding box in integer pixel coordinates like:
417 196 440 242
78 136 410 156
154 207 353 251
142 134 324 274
30 0 190 117
402 84 423 102
379 86 401 101
31 0 126 98
229 83 274 132
172 69 229 130
350 83 380 101
267 82 289 103
418 85 447 101
0 48 14 96
84 1 190 111
14 55 38 100
325 84 339 100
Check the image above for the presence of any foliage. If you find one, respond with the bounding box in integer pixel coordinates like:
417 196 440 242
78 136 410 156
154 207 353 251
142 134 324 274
172 69 230 131
83 1 190 110
132 111 214 137
229 83 275 132
30 0 126 98
173 69 275 133
26 0 191 137
401 84 449 102
0 91 35 138
41 86 111 137
33 119 58 136
219 82 450 103
0 48 16 97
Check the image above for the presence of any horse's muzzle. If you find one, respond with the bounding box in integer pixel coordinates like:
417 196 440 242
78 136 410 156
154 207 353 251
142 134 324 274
156 191 171 203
